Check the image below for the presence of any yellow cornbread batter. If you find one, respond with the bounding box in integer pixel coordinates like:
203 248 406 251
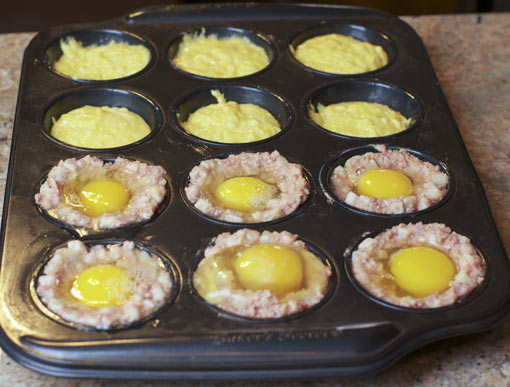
309 101 411 138
180 90 281 143
51 105 151 149
53 37 151 80
173 31 270 78
292 33 388 74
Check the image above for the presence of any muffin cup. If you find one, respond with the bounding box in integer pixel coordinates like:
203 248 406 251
31 239 181 331
189 232 337 322
306 80 422 139
319 144 454 217
173 85 293 146
40 87 163 151
289 22 396 76
44 29 155 82
168 26 276 80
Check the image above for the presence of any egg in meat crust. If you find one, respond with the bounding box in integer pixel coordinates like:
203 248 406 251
193 229 332 319
35 156 167 230
53 36 151 81
185 151 309 223
351 222 485 308
292 33 388 75
36 240 173 330
329 144 449 214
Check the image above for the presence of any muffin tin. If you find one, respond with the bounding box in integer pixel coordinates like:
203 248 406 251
1 2 509 379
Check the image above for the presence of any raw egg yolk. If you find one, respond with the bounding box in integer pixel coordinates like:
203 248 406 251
70 265 132 307
214 176 274 212
357 169 413 199
79 180 130 217
234 244 303 298
390 247 456 297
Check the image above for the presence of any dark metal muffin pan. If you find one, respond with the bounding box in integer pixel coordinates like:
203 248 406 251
1 2 509 379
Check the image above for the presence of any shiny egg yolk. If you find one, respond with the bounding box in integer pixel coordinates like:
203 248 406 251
70 265 132 307
214 176 275 212
357 169 413 199
234 244 303 298
390 247 456 297
79 179 130 217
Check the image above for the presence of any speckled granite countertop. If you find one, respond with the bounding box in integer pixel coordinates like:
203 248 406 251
0 12 509 387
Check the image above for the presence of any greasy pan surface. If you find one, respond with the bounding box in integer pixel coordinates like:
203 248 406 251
0 2 509 379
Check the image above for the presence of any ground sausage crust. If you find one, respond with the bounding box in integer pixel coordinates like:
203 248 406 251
194 229 332 319
351 222 485 308
35 156 167 229
36 240 173 330
330 145 449 214
185 151 309 223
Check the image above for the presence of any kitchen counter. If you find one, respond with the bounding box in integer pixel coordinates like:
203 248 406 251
0 12 509 386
